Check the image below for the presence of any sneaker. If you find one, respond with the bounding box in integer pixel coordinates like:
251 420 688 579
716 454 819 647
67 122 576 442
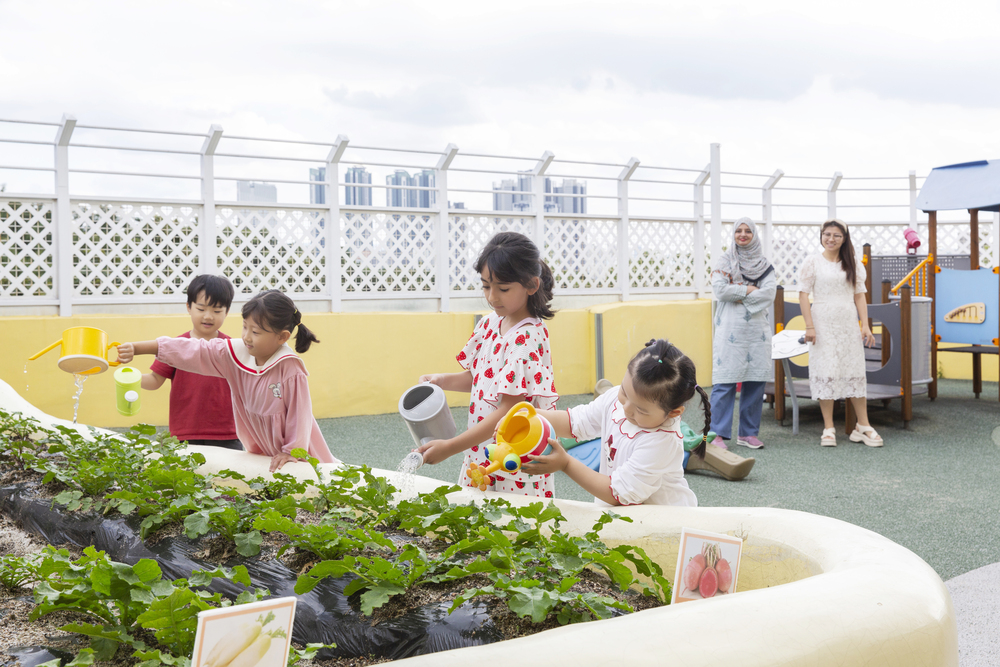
710 435 728 450
737 435 764 450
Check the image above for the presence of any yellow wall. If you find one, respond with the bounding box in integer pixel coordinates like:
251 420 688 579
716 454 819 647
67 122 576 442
4 306 614 427
593 300 714 386
938 345 1000 382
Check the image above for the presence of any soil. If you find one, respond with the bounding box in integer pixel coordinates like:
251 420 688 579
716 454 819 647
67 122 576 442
0 463 666 667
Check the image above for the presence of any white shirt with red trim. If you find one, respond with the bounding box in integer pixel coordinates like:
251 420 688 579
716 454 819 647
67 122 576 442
567 388 697 507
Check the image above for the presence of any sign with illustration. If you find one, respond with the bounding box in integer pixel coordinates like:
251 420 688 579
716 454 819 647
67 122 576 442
191 597 297 667
672 528 744 604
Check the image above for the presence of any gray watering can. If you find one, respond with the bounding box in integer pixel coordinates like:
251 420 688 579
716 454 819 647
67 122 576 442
398 382 457 448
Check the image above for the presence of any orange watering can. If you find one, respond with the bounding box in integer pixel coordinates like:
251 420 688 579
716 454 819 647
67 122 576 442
467 401 553 491
28 326 121 375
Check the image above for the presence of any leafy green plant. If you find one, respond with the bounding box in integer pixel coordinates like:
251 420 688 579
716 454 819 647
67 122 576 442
0 553 42 590
31 546 266 664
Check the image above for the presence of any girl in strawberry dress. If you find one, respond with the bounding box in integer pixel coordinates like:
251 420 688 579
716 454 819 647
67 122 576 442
417 232 558 497
523 339 709 507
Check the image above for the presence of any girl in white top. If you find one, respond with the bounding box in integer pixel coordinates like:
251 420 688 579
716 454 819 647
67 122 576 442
523 339 710 507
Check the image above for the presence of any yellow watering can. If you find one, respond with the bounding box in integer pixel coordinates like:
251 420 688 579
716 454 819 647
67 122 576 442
467 401 554 491
28 326 122 375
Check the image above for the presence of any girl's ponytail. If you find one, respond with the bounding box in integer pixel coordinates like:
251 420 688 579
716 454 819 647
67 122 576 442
294 320 320 354
528 260 555 320
692 385 711 459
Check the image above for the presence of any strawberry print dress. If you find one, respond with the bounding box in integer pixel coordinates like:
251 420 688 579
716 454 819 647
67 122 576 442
566 388 697 507
456 312 558 497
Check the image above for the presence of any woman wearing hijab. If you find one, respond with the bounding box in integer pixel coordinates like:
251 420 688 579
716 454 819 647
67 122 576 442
709 217 777 450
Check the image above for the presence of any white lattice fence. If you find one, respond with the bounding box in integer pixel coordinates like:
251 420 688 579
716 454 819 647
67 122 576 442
629 220 697 289
448 215 533 292
341 211 435 295
544 217 618 291
215 207 327 297
850 224 910 256
769 224 820 287
0 199 56 299
72 202 200 298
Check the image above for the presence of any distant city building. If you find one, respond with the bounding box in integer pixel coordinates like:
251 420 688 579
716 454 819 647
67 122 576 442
492 173 585 213
345 166 372 206
236 180 277 203
386 169 435 208
309 168 325 205
449 201 466 209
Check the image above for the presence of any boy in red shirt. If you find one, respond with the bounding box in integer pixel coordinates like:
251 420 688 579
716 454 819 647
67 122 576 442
142 275 242 450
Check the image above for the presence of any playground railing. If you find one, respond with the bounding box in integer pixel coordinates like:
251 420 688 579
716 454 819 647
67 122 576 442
891 254 934 297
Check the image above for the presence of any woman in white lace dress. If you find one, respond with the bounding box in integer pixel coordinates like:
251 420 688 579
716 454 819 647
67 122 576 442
797 219 883 447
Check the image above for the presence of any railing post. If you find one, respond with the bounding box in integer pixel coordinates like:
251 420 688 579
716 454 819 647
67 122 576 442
54 114 76 317
531 150 554 256
326 135 348 312
693 164 710 297
709 143 722 272
827 171 842 220
200 125 223 277
908 171 918 231
436 144 459 313
617 157 639 302
762 169 784 259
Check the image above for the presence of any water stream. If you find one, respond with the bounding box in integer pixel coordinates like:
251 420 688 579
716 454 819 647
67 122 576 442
71 374 88 423
394 451 424 498
23 363 28 393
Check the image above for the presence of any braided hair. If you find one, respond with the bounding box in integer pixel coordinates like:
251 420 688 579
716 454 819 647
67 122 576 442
626 339 711 459
241 290 320 354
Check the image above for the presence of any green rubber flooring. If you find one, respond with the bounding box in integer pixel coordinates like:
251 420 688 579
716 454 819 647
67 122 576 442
319 379 1000 582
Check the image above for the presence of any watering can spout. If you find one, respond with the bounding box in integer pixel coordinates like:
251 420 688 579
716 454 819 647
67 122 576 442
28 339 62 361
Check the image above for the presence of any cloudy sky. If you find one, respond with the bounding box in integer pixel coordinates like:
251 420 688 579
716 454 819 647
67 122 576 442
2 0 1000 209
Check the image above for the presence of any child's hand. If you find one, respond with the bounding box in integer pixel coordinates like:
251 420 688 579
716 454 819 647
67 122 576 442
269 451 301 473
116 343 135 364
419 374 445 385
415 439 452 465
522 438 571 475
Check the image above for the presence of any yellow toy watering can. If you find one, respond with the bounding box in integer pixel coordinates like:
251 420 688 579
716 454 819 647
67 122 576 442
28 326 121 375
467 401 554 491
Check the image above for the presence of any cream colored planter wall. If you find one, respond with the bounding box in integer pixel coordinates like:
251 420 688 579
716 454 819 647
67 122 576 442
0 381 957 667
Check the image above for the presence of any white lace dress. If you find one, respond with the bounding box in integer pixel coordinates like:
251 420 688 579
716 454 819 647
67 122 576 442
797 254 867 400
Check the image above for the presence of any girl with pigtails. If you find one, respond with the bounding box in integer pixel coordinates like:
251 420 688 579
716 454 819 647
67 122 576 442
117 290 339 473
523 339 709 507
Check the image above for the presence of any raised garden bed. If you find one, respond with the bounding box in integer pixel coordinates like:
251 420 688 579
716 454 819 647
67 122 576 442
0 411 669 667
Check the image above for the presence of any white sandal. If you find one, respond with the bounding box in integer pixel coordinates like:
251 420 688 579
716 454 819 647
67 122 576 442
820 428 837 447
850 424 884 448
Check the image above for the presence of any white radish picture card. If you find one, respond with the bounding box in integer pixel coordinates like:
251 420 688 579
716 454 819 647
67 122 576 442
191 597 297 667
672 527 744 604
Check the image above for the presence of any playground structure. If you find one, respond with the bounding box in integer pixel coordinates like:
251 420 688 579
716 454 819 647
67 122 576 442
912 159 1000 401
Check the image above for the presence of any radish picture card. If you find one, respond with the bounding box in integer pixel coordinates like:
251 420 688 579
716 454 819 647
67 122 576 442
191 596 297 667
672 527 744 604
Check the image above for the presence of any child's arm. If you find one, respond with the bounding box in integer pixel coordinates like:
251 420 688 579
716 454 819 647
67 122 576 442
419 371 473 393
141 372 167 391
523 440 620 505
116 341 160 364
416 392 522 464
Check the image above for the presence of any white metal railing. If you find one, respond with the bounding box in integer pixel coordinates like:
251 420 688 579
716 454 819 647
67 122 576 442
0 115 996 315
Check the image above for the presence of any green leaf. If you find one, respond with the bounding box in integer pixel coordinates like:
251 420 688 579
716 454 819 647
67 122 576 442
136 588 207 655
60 623 125 661
507 586 556 623
235 531 262 557
132 559 162 583
183 511 211 539
359 583 406 615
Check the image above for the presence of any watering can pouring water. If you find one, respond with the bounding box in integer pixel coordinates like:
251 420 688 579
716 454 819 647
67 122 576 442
28 326 122 375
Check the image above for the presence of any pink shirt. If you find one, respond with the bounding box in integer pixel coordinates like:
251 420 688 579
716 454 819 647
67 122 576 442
155 336 339 464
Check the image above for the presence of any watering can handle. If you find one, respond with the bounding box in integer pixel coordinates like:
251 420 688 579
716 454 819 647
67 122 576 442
107 342 122 367
28 339 62 361
508 401 536 418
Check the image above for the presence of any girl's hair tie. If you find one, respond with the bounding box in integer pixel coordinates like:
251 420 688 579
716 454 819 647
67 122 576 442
657 359 663 364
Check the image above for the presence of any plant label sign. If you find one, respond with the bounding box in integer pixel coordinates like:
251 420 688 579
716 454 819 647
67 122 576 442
191 596 297 667
672 527 743 604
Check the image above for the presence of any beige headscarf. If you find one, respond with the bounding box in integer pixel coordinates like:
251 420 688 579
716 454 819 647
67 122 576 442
713 217 772 284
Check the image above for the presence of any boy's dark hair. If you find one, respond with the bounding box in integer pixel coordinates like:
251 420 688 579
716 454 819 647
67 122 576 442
241 290 320 354
626 339 711 459
474 231 556 320
186 274 235 310
821 219 857 287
